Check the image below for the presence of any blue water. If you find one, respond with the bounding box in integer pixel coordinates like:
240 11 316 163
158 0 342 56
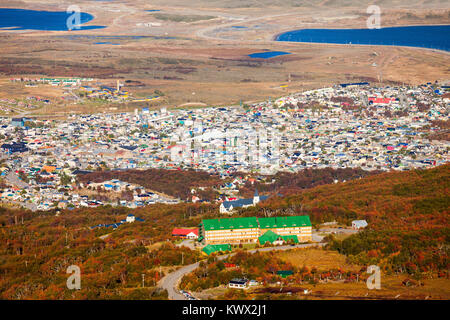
146 10 161 12
276 25 450 51
248 51 291 59
231 26 247 29
94 42 120 45
0 8 105 31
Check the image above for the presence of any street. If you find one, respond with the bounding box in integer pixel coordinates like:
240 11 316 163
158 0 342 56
159 242 326 300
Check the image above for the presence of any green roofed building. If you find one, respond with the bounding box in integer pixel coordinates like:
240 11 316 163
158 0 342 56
199 215 311 245
258 230 299 245
281 235 299 244
202 244 232 255
276 270 294 278
199 217 259 245
259 216 311 243
258 230 282 245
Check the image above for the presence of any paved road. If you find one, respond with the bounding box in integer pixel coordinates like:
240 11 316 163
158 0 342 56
2 164 38 211
319 228 359 235
160 242 325 300
5 170 29 189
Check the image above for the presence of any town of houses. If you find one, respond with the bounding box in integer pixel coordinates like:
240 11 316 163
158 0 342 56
0 82 448 211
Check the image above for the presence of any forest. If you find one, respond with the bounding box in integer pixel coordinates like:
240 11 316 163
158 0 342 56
240 164 449 277
76 168 222 200
0 202 216 299
238 167 380 197
0 164 448 299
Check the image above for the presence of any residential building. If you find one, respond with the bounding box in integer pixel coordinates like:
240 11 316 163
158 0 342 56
228 278 249 289
352 219 368 229
219 189 268 214
198 215 312 244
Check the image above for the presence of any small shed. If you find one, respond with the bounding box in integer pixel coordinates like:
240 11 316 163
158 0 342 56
352 220 368 229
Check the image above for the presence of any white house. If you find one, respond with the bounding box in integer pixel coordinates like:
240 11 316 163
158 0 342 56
219 190 267 214
352 220 368 229
228 278 249 289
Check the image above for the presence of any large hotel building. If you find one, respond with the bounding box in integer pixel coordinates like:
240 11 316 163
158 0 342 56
198 215 312 245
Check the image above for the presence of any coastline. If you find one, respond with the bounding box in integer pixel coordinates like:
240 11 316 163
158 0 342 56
272 24 450 54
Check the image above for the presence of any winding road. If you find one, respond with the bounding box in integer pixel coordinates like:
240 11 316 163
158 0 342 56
160 242 325 300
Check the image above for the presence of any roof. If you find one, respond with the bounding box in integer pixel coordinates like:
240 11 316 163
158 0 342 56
222 194 269 209
258 230 299 244
201 217 259 231
258 230 281 244
200 215 311 232
229 278 248 285
172 228 199 236
281 235 299 243
276 270 293 278
42 165 56 173
222 198 253 209
352 220 368 227
202 244 232 255
258 216 311 229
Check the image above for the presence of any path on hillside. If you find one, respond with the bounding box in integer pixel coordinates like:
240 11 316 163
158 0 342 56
195 12 297 42
159 242 325 300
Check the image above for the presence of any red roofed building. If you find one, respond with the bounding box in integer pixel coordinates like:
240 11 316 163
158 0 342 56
368 97 396 104
224 263 237 268
172 228 199 239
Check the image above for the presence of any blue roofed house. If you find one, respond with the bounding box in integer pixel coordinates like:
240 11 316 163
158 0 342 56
219 190 268 214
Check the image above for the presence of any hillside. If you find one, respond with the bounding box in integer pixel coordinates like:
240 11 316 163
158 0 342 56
238 167 381 197
77 169 222 201
243 164 449 277
0 165 448 299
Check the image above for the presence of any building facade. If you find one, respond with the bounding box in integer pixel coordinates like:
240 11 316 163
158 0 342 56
219 190 268 214
198 215 312 244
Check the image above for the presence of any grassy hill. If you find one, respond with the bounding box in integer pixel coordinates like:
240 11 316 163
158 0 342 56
245 164 449 277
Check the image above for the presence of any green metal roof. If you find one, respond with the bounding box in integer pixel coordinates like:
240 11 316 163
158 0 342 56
258 216 311 229
258 230 299 245
281 235 299 243
201 217 259 231
200 216 311 232
202 244 232 255
258 230 280 244
276 270 293 278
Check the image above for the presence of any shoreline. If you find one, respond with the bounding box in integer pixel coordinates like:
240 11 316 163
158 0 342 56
272 24 450 55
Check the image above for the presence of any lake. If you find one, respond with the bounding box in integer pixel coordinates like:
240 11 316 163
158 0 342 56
276 25 450 51
248 51 291 59
0 8 105 31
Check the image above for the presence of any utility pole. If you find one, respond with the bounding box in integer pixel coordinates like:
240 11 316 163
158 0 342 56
142 274 145 288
